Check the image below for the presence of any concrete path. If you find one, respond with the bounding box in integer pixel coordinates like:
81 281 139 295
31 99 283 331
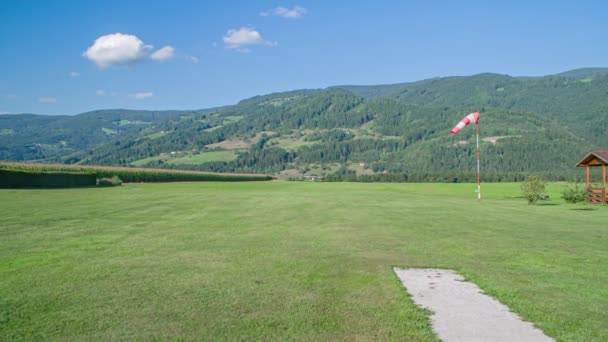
393 268 554 342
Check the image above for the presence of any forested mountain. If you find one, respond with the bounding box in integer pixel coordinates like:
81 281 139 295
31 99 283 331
0 109 212 161
338 70 608 146
554 67 608 78
1 68 606 181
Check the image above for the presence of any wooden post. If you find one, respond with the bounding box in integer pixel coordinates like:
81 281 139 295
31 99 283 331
586 166 590 189
602 165 608 204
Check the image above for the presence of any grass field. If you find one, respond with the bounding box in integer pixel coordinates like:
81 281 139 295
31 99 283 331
167 151 237 165
131 151 238 167
1 182 607 341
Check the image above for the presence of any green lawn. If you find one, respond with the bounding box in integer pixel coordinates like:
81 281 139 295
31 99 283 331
1 182 607 341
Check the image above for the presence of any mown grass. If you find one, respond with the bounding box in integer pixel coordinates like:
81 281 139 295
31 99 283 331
1 182 606 341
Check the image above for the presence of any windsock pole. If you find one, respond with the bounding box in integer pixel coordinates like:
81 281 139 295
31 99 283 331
450 111 481 200
476 121 481 200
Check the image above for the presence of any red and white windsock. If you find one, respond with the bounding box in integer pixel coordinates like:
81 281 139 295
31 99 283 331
450 112 480 135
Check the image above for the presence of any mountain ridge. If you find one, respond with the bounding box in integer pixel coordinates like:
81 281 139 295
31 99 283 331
1 67 606 181
6 67 607 117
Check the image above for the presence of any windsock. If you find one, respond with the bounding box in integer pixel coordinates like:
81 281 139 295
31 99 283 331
450 112 480 135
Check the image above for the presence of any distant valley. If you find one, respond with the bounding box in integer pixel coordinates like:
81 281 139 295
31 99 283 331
2 67 607 181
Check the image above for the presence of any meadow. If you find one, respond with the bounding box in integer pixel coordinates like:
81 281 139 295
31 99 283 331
1 182 607 341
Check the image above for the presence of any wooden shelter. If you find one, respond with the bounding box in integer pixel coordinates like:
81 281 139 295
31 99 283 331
576 150 608 204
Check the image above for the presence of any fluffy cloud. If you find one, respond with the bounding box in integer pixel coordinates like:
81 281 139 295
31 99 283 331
83 33 179 67
128 92 153 100
38 97 57 103
83 33 152 68
150 46 175 61
68 71 80 77
96 90 106 96
223 27 275 49
260 6 307 18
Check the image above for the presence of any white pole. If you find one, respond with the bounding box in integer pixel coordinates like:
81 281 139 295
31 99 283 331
476 122 481 200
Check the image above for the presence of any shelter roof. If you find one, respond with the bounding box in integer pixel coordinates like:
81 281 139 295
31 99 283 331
576 150 608 167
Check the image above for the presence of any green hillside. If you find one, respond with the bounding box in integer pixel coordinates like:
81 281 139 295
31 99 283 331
0 109 219 161
554 67 608 78
71 90 589 181
1 68 605 181
339 72 608 146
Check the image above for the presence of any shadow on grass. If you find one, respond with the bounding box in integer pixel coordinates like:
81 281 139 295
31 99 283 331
571 207 598 211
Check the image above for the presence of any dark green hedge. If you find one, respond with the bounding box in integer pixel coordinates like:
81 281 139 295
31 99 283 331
0 169 97 188
93 170 272 183
0 163 273 184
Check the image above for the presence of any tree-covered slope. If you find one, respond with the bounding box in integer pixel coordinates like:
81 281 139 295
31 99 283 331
339 72 608 145
554 67 608 78
0 109 202 161
0 68 604 181
61 90 589 181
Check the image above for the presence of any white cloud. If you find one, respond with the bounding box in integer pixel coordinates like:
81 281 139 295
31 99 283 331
128 92 153 100
68 71 80 77
186 55 199 63
0 111 10 115
261 6 307 18
38 97 57 103
83 33 152 68
150 46 175 61
223 27 275 49
96 90 106 96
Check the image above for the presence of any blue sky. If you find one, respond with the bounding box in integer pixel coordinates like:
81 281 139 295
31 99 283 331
1 1 606 115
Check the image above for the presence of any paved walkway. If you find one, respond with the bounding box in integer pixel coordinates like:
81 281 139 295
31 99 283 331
393 268 554 342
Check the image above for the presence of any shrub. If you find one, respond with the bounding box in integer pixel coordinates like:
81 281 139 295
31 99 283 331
520 176 546 204
96 176 123 187
561 183 586 203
